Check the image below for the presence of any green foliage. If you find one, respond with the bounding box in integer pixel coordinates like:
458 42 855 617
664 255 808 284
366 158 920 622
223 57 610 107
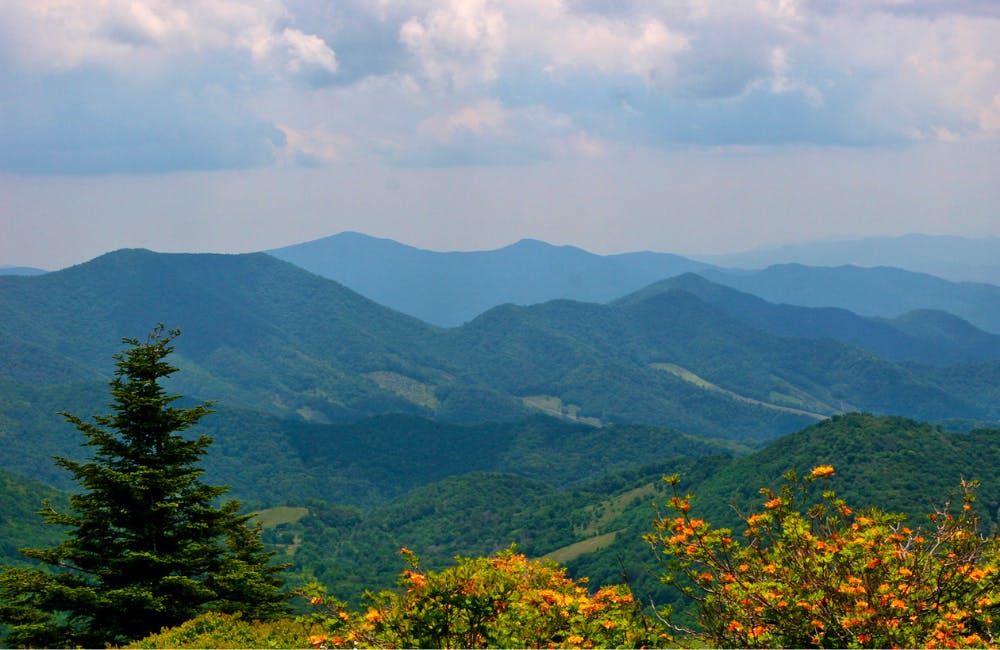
0 469 68 567
128 611 318 649
304 547 666 648
648 470 1000 647
0 327 288 647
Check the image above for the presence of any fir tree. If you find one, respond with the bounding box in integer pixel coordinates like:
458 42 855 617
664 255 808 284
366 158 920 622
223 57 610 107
0 326 288 647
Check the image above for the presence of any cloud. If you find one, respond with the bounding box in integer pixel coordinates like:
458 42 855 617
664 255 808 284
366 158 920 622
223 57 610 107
398 0 507 90
3 0 1000 175
253 27 339 86
383 98 585 165
275 124 345 166
0 0 336 173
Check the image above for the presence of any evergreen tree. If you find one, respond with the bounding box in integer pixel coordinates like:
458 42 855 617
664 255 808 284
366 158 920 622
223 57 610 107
0 326 288 647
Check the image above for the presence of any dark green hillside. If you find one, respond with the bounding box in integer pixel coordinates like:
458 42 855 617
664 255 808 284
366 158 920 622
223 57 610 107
681 413 1000 531
0 468 68 567
0 250 523 424
437 299 818 441
273 461 703 604
290 473 573 599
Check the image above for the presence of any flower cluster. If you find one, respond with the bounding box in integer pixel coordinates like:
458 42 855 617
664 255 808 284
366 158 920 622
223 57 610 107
646 470 1000 648
301 546 665 648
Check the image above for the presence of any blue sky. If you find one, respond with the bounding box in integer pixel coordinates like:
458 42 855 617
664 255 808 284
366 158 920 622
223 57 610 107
2 0 999 269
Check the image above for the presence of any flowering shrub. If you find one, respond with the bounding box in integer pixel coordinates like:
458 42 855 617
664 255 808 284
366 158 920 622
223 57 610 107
302 546 665 648
646 468 1000 648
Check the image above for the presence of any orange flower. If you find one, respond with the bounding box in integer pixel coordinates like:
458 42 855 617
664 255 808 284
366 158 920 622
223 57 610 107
811 465 835 478
403 569 427 588
764 498 782 509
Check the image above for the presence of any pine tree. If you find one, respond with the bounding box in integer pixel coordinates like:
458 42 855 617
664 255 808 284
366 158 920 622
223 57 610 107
0 326 288 647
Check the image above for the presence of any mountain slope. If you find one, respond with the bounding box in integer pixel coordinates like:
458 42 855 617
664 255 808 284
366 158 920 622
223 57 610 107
683 413 1000 531
696 234 1000 285
644 273 1000 364
267 232 716 326
0 249 502 423
3 249 1000 458
702 264 1000 334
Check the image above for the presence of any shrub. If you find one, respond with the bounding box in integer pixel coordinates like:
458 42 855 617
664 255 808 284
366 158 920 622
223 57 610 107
646 468 1000 648
129 612 318 649
302 546 665 648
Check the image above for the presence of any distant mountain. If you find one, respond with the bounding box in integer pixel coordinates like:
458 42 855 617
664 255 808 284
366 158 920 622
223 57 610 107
702 264 1000 334
695 234 1000 285
267 232 717 327
647 273 1000 365
0 265 46 276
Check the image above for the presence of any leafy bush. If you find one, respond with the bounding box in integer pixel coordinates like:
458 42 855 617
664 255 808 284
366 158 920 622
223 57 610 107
302 547 666 648
647 468 1000 648
129 612 317 649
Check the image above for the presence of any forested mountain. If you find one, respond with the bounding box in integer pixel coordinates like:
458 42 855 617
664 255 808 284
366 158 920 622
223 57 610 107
267 232 716 327
254 413 1000 609
0 468 67 567
266 233 1000 338
683 413 1000 529
0 265 46 276
3 248 1000 469
702 263 1000 334
696 233 1000 285
647 273 1000 364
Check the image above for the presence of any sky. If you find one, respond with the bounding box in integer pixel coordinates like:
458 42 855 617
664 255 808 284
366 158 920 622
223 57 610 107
2 0 1000 270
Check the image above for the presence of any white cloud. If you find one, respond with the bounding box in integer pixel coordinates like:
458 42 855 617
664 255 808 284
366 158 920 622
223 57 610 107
275 124 345 166
1 0 337 85
398 0 506 90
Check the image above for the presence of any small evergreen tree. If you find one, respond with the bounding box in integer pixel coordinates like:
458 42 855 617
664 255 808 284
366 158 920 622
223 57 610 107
0 326 288 647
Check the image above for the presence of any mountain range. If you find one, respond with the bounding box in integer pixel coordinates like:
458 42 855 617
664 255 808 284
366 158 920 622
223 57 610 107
268 232 1000 334
4 248 999 450
3 235 1000 609
694 233 1000 285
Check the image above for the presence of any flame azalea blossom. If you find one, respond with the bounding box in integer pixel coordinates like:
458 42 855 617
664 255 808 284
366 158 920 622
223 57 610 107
302 547 665 648
648 471 1000 648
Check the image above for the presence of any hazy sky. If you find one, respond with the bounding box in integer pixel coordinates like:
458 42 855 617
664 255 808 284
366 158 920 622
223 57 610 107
2 0 1000 269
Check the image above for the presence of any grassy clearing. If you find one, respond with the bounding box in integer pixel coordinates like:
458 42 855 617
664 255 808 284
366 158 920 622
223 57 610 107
364 371 440 409
577 483 660 537
254 506 309 528
650 362 827 420
521 395 602 426
543 531 620 564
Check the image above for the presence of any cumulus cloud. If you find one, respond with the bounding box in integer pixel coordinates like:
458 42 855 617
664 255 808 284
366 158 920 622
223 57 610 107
0 0 338 173
3 0 1000 175
382 98 585 165
398 0 507 90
